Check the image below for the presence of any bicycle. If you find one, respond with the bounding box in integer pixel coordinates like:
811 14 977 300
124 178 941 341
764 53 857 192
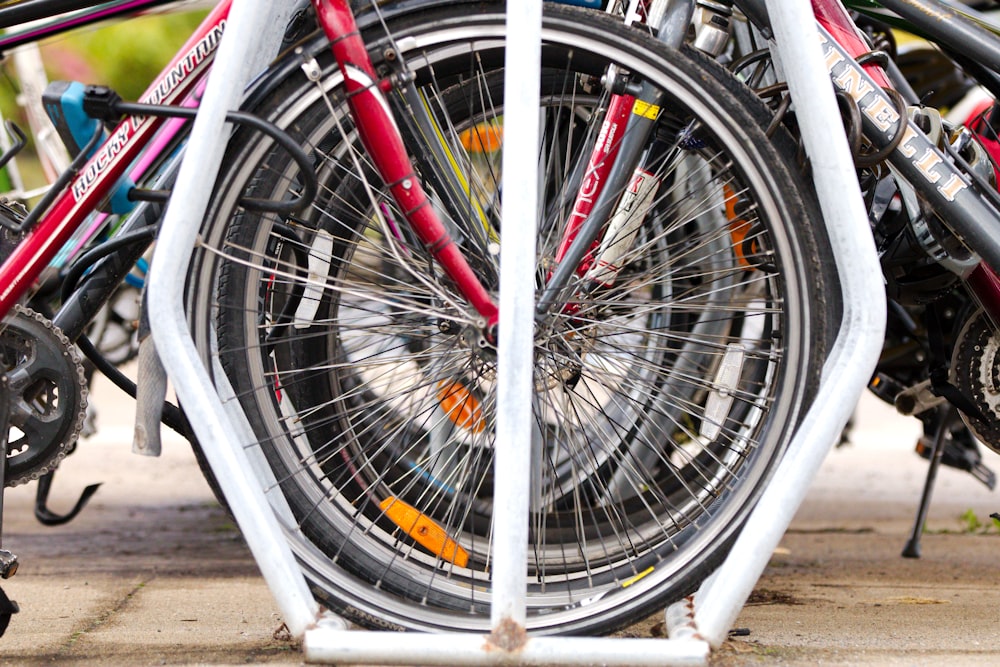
0 0 836 639
0 0 313 634
142 0 1000 656
190 0 1000 640
185 0 830 636
712 0 1000 558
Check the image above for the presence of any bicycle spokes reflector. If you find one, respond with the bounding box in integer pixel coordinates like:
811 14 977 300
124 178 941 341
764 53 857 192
379 497 469 567
459 121 503 154
436 380 486 434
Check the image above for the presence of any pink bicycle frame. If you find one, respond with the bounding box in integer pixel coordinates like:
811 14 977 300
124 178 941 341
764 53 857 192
0 0 231 314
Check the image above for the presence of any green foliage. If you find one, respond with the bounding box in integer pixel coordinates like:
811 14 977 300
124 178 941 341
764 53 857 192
960 508 983 533
51 11 209 101
0 10 208 190
958 508 1000 534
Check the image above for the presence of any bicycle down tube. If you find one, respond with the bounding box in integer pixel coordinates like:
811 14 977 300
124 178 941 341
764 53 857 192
730 0 1000 322
813 3 1000 321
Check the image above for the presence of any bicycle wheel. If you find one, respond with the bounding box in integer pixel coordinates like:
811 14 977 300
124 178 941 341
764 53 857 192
189 1 831 635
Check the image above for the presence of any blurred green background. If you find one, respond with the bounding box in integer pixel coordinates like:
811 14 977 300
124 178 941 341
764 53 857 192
43 10 208 101
0 8 208 188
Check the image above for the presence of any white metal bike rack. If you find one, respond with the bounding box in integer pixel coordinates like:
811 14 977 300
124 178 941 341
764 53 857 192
147 0 887 663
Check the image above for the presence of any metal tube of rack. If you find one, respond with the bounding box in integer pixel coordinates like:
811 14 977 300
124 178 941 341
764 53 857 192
145 0 323 638
687 0 887 645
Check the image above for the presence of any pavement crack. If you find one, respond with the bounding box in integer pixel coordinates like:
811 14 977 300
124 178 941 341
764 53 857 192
747 588 805 606
57 577 154 655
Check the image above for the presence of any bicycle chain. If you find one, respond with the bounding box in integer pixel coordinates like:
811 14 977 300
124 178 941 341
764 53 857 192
2 304 89 486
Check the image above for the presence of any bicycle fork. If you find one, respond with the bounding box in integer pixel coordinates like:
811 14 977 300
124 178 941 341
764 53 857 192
536 0 694 315
310 0 499 328
312 0 711 332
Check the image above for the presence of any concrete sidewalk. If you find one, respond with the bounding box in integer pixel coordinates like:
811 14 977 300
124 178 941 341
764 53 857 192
0 376 294 665
1 378 999 665
678 397 1000 666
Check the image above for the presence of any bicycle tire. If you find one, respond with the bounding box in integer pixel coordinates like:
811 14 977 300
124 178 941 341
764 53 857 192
188 2 832 636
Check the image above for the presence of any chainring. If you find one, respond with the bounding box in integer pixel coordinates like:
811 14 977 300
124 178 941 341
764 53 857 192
1 305 88 486
950 309 1000 453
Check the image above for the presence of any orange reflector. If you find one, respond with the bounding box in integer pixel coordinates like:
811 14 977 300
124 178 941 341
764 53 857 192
380 497 469 567
436 380 486 433
723 183 754 270
459 122 503 153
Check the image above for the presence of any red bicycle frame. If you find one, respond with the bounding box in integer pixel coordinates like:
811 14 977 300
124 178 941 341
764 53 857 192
311 0 499 327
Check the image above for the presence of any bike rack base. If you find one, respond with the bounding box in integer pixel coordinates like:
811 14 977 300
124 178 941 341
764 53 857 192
304 632 708 665
148 0 885 663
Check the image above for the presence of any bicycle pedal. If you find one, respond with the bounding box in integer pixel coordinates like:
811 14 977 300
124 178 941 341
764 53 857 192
915 434 997 490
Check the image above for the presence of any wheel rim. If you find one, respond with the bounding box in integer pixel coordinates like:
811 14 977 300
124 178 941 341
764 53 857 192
200 7 816 634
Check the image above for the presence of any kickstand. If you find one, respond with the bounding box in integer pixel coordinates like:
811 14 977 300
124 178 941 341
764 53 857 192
902 406 953 558
34 470 101 526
